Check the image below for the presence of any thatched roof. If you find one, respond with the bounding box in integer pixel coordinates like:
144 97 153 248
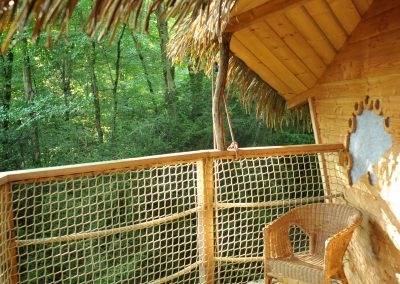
167 0 310 130
0 0 311 131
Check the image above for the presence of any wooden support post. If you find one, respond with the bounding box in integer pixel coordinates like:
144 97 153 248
213 33 232 150
308 98 332 202
1 183 18 284
197 159 215 284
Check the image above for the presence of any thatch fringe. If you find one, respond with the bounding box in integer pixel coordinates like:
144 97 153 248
228 56 311 131
168 0 236 72
168 0 311 131
0 0 311 131
0 0 214 53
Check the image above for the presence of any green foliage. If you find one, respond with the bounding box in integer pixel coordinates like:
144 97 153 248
1 2 316 283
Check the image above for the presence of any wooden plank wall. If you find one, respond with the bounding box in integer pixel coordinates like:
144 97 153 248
306 0 400 282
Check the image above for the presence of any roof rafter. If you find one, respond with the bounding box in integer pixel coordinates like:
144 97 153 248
225 0 307 33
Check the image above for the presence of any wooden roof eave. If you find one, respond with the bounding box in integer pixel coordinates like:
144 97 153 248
225 0 307 33
225 0 374 108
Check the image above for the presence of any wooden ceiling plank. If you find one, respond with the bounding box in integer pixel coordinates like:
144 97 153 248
304 0 348 50
226 0 307 33
230 0 271 17
352 0 373 15
326 0 361 35
285 5 336 65
266 13 327 78
235 30 308 93
250 21 318 88
231 35 293 94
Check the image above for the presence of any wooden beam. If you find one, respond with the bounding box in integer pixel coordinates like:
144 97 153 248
235 30 308 93
197 159 215 284
308 98 332 202
286 86 323 108
267 13 327 78
285 5 336 65
1 144 344 184
304 0 348 50
231 35 293 93
3 183 19 284
230 0 271 17
225 0 307 33
352 0 373 15
250 20 318 88
326 0 361 34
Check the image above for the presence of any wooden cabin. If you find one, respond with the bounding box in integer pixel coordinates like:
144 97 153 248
0 0 399 283
226 0 400 283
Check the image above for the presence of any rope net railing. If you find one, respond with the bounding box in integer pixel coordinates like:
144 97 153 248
213 151 344 283
10 164 202 284
0 145 346 284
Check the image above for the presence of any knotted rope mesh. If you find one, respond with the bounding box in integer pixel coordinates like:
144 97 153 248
0 150 345 284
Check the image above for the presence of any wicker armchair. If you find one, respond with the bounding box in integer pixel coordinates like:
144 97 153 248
264 203 362 284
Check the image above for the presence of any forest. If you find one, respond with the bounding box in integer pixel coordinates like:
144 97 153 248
0 0 313 171
0 1 323 283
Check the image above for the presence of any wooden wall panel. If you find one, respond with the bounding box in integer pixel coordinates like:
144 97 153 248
309 1 400 282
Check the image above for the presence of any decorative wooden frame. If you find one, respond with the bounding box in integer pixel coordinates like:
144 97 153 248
342 96 392 186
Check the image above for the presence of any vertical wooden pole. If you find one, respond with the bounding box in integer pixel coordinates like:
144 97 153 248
308 98 332 202
213 33 232 150
197 159 215 284
1 183 18 284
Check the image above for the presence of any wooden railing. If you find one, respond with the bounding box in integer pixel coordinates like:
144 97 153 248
0 144 345 284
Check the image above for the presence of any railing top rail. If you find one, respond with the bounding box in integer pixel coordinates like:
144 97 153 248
0 143 343 185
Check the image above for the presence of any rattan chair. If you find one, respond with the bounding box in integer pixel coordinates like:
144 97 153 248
264 203 362 284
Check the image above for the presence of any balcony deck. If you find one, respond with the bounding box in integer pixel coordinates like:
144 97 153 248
0 144 346 284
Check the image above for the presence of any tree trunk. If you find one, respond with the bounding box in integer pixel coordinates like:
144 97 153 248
111 24 126 142
188 63 204 118
61 47 72 121
213 33 232 150
1 50 13 130
156 4 177 118
22 39 41 166
132 33 154 95
89 40 104 144
1 50 13 165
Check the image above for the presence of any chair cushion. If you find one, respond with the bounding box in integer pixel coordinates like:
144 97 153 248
267 254 325 284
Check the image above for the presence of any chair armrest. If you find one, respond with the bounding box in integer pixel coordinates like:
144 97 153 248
324 217 362 273
264 214 294 259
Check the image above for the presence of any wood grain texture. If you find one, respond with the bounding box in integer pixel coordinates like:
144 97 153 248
231 35 293 93
249 21 318 88
235 29 308 93
226 0 307 32
230 0 271 17
326 0 361 34
267 13 327 77
304 0 348 49
352 0 373 15
285 5 336 64
227 0 372 98
196 160 215 284
0 144 344 185
306 2 400 282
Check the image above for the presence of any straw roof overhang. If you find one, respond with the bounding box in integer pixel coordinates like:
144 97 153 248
168 0 373 129
0 0 372 130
